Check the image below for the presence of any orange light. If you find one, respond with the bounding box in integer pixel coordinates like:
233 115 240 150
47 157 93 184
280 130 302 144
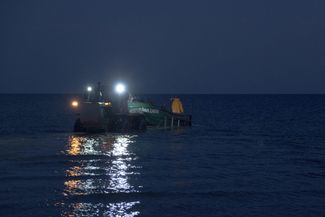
71 101 79 107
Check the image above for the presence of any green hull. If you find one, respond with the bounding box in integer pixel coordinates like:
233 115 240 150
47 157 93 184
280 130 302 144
128 101 191 127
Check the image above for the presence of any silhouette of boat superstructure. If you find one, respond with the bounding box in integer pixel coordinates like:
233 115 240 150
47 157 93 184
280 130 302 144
72 82 192 133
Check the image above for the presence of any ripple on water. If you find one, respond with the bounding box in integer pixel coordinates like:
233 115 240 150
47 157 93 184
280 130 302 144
61 134 141 216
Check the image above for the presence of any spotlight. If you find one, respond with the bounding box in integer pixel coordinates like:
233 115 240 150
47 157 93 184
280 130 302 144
115 83 126 94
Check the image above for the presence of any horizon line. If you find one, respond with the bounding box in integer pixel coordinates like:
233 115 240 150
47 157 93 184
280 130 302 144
0 92 324 95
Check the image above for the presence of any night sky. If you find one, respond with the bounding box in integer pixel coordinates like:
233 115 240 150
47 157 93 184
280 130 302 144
1 0 324 94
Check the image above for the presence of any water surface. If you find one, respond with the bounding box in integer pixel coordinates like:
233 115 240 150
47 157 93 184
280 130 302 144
0 94 324 216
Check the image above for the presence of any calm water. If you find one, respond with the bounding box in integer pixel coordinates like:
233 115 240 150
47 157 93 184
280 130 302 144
0 94 324 217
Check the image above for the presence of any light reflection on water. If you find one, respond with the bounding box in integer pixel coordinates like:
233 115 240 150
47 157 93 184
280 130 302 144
63 134 141 216
62 202 140 217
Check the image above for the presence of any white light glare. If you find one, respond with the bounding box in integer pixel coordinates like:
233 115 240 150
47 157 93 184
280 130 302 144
87 86 92 92
115 83 126 94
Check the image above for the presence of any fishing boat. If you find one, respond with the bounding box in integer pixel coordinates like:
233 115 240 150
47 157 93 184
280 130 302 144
71 82 192 132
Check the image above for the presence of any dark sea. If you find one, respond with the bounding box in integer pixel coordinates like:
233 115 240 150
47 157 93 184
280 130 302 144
0 94 324 217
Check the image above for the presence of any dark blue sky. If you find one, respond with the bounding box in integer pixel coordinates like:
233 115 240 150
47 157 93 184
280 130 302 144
1 0 324 93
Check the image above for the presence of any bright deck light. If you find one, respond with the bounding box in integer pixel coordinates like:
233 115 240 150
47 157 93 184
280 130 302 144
115 83 126 94
87 86 92 92
71 100 79 107
104 102 112 106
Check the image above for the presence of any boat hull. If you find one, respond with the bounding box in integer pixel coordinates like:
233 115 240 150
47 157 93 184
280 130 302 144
128 101 192 128
73 100 192 133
